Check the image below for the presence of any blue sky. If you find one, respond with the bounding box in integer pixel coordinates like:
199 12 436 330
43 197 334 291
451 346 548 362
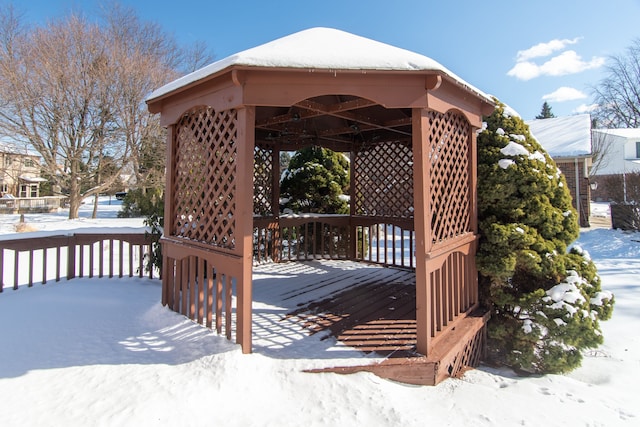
9 0 640 120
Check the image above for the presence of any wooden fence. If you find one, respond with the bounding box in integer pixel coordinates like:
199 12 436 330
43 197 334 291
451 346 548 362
0 232 156 292
0 196 67 214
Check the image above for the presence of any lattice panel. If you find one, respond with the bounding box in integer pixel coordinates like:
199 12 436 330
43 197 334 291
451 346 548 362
172 107 238 250
428 111 471 243
446 326 485 378
253 145 274 216
353 141 414 218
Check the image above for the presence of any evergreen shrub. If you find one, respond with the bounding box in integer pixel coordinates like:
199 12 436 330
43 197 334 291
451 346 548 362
477 102 614 374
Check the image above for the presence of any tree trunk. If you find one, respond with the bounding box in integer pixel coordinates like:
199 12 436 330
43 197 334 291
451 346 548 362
68 164 81 219
92 193 99 218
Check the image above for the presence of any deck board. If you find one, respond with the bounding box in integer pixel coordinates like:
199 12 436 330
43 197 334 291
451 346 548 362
254 260 418 357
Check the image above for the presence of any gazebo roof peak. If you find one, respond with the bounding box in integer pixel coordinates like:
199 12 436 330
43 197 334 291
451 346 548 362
147 27 490 103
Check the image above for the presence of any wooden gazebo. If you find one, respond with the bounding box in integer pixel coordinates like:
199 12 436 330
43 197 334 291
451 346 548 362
146 28 494 384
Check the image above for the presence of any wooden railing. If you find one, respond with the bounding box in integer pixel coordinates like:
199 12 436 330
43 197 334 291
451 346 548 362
253 215 351 263
427 238 479 346
0 232 156 291
253 215 415 269
161 238 243 342
352 217 415 269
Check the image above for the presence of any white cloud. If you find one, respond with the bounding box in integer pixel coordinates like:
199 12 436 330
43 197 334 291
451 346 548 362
574 103 599 114
542 87 588 102
516 37 581 62
508 50 605 81
541 51 605 76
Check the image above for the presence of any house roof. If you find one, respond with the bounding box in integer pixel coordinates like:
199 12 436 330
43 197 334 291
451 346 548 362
0 141 40 157
147 27 491 103
525 114 592 157
592 128 640 139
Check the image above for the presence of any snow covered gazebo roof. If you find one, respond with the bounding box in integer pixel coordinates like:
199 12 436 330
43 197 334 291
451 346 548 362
147 27 491 104
526 114 592 158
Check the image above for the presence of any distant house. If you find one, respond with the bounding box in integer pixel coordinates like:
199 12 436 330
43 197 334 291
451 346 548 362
589 128 640 202
0 141 46 198
526 114 592 227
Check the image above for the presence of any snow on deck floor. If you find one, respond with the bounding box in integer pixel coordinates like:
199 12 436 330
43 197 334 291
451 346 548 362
252 260 412 361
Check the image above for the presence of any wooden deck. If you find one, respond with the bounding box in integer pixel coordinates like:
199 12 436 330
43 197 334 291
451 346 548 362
252 260 488 385
285 266 418 357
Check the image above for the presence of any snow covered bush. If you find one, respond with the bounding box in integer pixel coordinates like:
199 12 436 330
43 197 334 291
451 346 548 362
477 101 614 374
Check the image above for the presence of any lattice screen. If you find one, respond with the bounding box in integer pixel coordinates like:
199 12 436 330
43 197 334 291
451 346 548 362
253 145 274 216
353 141 414 218
428 111 471 243
172 107 238 250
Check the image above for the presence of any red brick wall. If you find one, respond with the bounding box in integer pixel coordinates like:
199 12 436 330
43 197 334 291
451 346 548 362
556 159 591 227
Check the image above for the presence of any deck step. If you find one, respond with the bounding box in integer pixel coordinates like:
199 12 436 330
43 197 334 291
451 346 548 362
306 309 489 386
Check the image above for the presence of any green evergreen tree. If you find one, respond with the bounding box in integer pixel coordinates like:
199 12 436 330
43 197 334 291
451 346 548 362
280 146 349 214
535 101 555 119
477 101 614 374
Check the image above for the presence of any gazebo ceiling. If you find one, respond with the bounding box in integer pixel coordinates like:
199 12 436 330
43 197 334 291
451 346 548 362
255 95 412 150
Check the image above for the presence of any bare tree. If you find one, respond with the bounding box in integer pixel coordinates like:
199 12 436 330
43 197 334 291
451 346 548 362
0 3 210 219
181 40 216 73
592 38 640 128
100 5 179 198
589 130 614 177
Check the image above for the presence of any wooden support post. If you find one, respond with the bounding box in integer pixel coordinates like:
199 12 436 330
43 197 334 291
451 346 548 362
469 129 479 235
349 146 357 260
66 236 76 280
412 108 432 356
235 106 255 354
161 125 176 307
272 143 281 216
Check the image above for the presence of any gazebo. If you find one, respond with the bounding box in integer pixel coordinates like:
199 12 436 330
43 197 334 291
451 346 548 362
146 28 494 384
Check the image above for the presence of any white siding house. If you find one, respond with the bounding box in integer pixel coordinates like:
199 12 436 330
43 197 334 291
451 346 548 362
590 128 640 176
0 142 45 198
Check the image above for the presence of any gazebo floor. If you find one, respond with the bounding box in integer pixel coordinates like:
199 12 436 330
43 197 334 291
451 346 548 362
252 260 488 385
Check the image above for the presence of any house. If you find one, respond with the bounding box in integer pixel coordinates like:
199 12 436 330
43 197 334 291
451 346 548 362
0 141 46 198
589 128 640 202
526 114 593 227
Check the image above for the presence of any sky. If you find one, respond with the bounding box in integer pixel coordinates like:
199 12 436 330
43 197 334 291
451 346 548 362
5 0 640 120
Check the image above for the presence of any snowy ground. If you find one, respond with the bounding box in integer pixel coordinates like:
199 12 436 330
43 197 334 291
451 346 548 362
0 199 638 426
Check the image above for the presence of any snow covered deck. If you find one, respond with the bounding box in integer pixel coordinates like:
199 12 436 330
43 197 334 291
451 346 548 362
253 260 487 385
253 260 417 356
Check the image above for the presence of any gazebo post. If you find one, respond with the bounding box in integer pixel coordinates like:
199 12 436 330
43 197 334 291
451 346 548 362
235 106 256 353
161 124 176 306
412 108 432 355
349 145 358 261
272 142 281 217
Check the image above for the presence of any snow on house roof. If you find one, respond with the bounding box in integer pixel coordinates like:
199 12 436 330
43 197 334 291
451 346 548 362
525 114 592 158
592 128 640 139
147 27 491 103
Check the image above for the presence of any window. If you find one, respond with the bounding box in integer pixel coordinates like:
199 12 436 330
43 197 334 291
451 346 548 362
30 185 38 198
1 183 8 194
4 155 11 166
19 184 28 198
24 158 35 168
